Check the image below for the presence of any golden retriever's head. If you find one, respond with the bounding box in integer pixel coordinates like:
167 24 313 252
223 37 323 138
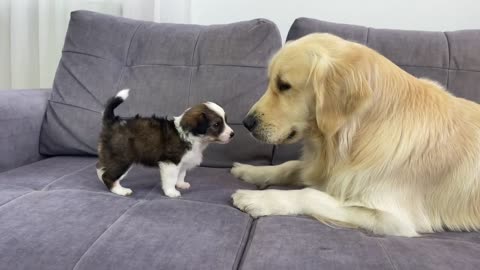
243 33 374 144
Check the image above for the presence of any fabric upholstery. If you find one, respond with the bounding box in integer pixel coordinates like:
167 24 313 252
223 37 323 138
2 155 480 269
0 190 136 270
0 185 32 207
277 17 480 164
0 89 50 172
0 156 95 190
39 10 281 167
240 216 480 270
33 157 255 205
73 200 251 270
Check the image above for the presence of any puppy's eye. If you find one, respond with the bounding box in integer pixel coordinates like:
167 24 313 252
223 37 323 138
213 123 220 128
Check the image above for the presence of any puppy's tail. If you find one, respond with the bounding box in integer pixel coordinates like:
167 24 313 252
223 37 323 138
103 89 130 124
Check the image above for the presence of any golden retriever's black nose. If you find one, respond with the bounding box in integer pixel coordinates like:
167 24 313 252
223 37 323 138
243 115 257 131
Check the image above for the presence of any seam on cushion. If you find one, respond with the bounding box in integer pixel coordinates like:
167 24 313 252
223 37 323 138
444 32 452 88
41 161 97 191
130 63 267 69
187 29 203 106
52 80 66 102
124 23 143 66
0 183 34 190
142 181 162 200
41 188 139 200
59 61 103 107
47 103 98 153
0 191 35 210
365 27 370 45
144 191 252 212
49 100 102 114
114 66 127 92
0 157 54 174
398 64 480 73
72 200 142 270
61 50 123 65
199 163 271 168
235 219 257 270
270 145 276 165
375 238 398 270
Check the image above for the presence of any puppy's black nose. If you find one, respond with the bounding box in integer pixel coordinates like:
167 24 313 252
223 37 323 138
243 115 258 131
230 132 235 138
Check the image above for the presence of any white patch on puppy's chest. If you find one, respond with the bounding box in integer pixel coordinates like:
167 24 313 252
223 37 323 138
180 141 206 170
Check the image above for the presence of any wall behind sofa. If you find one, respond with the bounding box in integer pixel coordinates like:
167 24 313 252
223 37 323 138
190 0 480 40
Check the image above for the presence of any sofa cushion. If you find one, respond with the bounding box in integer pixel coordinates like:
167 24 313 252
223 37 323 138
0 184 32 207
39 157 255 205
240 216 480 270
39 11 281 167
0 156 254 205
144 166 255 204
0 89 50 172
45 159 160 200
0 190 136 270
277 18 480 163
73 199 251 270
0 156 95 190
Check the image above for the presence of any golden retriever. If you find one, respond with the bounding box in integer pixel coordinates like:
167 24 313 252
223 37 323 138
230 33 480 237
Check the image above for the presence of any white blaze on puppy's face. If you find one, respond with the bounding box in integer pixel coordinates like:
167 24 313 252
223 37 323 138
204 102 234 144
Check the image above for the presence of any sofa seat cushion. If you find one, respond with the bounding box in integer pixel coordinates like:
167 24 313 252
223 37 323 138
144 166 255 204
0 156 96 190
73 199 251 270
0 184 32 207
45 159 161 200
46 160 255 205
240 216 480 270
0 156 255 205
0 190 136 270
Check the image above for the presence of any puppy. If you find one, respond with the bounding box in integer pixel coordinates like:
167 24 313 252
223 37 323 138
96 89 234 197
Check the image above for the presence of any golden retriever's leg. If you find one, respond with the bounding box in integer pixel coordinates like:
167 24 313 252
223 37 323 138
232 188 419 237
231 160 302 188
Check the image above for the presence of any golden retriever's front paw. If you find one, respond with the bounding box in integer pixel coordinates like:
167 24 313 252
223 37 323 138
230 163 268 189
231 190 273 218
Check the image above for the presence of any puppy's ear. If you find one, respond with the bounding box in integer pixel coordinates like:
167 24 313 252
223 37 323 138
181 110 209 135
312 54 372 137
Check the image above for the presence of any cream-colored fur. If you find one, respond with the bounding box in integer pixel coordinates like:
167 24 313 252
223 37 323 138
231 33 480 237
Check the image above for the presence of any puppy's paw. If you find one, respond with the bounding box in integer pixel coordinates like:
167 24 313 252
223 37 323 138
164 188 181 198
176 182 191 190
231 190 273 218
230 163 268 189
110 186 133 196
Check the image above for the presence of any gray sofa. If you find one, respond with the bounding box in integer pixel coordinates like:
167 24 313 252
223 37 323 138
1 11 480 270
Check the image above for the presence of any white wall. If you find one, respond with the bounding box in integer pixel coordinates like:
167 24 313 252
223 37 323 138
2 0 479 89
189 0 480 40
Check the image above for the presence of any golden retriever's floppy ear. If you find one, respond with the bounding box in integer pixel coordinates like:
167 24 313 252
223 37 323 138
312 55 373 137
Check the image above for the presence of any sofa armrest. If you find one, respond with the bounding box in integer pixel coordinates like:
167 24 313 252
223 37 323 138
0 89 51 172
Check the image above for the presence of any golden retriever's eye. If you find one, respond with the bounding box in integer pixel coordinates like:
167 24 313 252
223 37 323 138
276 77 291 92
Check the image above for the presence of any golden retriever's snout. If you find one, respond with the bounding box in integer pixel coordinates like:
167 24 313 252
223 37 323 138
243 114 258 131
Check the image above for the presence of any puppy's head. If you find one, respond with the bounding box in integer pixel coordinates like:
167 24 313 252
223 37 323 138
180 102 234 144
243 33 374 144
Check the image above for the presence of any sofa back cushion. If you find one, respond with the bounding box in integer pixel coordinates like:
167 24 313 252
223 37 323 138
274 17 480 164
39 11 281 167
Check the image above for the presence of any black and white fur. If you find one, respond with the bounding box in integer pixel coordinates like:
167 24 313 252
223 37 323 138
96 89 234 197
